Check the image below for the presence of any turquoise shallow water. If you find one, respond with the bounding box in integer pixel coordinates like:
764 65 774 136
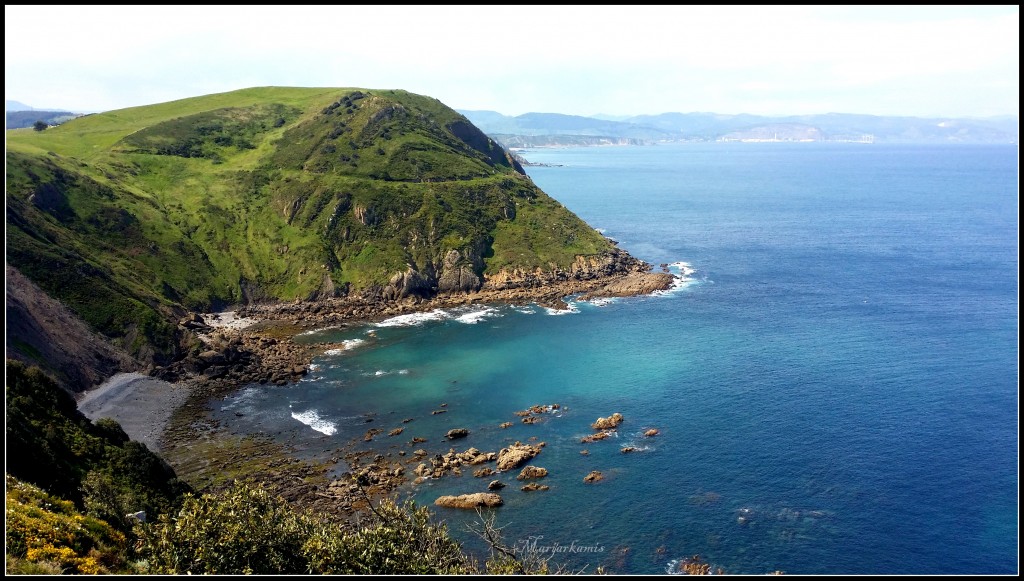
215 143 1018 574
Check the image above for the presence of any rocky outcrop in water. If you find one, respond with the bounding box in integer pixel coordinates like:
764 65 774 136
434 493 503 509
446 428 470 440
516 465 548 480
496 442 542 471
591 413 624 430
520 482 549 492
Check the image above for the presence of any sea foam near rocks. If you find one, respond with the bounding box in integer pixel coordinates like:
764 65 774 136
290 409 337 435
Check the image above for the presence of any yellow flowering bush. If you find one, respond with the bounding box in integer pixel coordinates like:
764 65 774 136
5 475 127 574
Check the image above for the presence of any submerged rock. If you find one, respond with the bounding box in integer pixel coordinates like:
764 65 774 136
521 482 549 492
581 431 612 444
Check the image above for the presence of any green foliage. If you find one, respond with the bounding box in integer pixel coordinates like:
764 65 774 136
310 498 473 574
136 481 314 574
135 481 476 575
33 120 48 131
118 103 299 160
4 361 191 531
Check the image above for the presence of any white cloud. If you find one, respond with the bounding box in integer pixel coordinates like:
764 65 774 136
5 5 1018 117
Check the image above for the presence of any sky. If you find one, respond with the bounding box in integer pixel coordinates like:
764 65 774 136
5 5 1019 119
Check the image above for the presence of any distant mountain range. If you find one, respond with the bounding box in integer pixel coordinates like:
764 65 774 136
458 109 1019 146
6 100 85 129
6 99 37 112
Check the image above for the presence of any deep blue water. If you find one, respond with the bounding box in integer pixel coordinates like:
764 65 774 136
215 143 1018 574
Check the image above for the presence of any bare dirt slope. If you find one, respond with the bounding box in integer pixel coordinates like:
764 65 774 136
6 264 140 392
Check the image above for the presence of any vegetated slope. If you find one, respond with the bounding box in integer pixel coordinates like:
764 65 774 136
5 87 618 379
5 360 190 524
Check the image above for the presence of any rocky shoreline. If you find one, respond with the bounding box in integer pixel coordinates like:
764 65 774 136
148 259 677 521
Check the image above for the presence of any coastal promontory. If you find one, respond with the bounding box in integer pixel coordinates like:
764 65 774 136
5 86 671 390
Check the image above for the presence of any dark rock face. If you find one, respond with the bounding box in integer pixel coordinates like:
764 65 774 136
437 250 482 294
384 268 433 300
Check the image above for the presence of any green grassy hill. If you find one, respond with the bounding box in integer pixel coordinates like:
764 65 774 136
6 87 615 369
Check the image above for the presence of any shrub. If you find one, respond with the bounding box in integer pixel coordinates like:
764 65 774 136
5 475 129 574
136 480 481 575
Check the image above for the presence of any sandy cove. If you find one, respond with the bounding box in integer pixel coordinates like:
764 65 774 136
81 267 675 521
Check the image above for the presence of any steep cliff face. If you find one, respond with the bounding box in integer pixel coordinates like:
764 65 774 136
5 87 630 387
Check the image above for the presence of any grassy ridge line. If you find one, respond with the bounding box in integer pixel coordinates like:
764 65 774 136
7 87 342 159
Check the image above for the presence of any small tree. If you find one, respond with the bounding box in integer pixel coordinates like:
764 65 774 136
33 120 48 131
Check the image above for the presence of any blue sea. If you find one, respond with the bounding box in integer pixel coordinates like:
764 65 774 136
215 143 1018 574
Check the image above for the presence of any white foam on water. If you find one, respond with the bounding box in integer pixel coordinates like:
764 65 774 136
290 409 337 436
664 556 723 575
375 309 449 327
322 338 366 356
295 324 343 337
544 302 580 316
365 368 408 377
454 306 500 324
667 261 695 277
653 260 700 296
